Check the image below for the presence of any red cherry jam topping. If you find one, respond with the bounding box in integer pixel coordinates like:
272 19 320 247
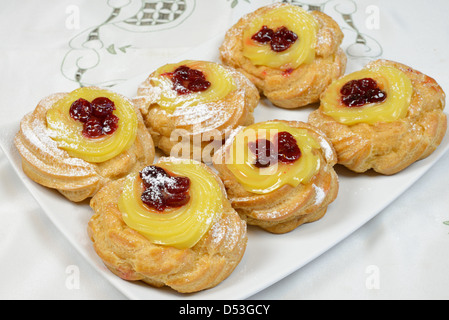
162 65 211 95
139 166 191 212
251 25 298 52
248 131 301 168
69 97 118 138
340 78 387 107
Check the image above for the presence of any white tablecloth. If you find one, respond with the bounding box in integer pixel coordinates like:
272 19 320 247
1 0 448 300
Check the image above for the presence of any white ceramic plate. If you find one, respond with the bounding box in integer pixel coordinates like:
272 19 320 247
1 35 448 300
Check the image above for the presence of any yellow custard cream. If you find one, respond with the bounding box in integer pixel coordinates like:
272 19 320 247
119 159 224 249
46 87 138 163
149 60 236 113
320 65 413 125
226 121 321 194
242 5 318 69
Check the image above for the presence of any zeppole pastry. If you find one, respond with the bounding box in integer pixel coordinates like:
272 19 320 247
88 157 247 293
14 87 155 202
219 3 346 109
212 120 339 234
134 60 259 162
309 59 447 175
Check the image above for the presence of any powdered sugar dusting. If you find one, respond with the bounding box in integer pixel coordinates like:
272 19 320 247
209 210 245 253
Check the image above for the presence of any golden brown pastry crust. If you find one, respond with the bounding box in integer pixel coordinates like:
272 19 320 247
219 3 347 109
212 120 339 234
14 92 155 202
87 159 247 293
134 62 259 162
309 59 447 175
